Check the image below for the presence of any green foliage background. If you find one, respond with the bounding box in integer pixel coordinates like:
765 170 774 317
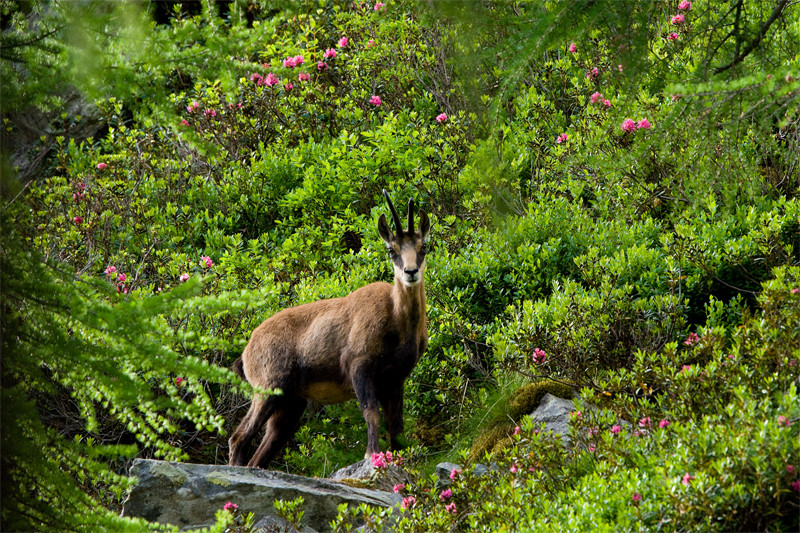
1 0 799 530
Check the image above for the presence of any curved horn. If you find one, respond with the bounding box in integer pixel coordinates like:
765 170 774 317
383 189 403 235
407 198 415 234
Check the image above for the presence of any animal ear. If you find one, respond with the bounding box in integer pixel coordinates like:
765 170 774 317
377 213 394 245
418 210 431 242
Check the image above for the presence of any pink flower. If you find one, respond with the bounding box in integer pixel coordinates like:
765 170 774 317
659 419 670 429
401 496 416 509
678 1 692 10
223 501 238 511
668 32 679 41
510 463 518 473
445 502 457 514
250 73 263 84
374 2 385 10
637 119 651 130
294 55 305 66
181 119 190 127
265 73 279 86
571 411 582 420
175 377 185 387
682 473 693 486
621 118 637 132
588 445 595 452
323 48 337 59
603 99 612 108
681 365 692 374
777 415 791 427
569 42 577 53
586 67 600 78
638 417 651 428
371 452 387 468
179 273 190 282
791 288 799 294
317 61 328 71
787 465 795 473
393 483 405 493
187 101 200 112
610 425 621 435
635 429 647 438
104 265 117 276
436 113 448 123
556 133 568 144
514 426 521 435
284 83 294 91
338 36 349 48
283 56 297 68
618 64 623 72
96 162 108 170
588 427 599 437
200 256 213 268
532 348 547 364
369 95 382 106
440 489 453 500
117 273 127 283
298 72 311 82
671 14 685 25
792 480 800 492
204 109 217 117
632 492 642 502
367 39 375 47
590 91 602 104
73 216 83 224
450 468 460 480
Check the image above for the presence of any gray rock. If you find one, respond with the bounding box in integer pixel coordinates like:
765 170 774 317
122 459 401 532
254 514 319 533
328 459 408 492
434 462 462 487
527 393 578 444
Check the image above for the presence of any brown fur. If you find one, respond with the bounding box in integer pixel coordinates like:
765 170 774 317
228 191 431 468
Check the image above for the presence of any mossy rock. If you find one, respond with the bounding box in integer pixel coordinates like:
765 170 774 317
468 380 576 462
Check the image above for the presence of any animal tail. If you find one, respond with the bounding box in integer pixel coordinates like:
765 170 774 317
232 356 246 380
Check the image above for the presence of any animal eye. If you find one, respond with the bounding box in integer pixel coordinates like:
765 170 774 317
420 244 428 255
387 247 396 256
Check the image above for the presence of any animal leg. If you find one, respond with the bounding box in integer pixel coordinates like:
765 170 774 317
228 395 277 466
248 396 306 469
379 386 405 451
353 369 381 458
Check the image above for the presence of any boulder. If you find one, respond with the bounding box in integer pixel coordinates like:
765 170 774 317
328 459 408 492
527 393 578 444
122 459 401 532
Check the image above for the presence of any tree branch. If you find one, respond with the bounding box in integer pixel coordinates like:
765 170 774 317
713 0 791 75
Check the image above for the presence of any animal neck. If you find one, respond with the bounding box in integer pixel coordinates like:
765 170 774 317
392 277 427 329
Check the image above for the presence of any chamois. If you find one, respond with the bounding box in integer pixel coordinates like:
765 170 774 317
228 190 431 468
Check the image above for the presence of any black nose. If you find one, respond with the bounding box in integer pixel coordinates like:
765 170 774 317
404 268 419 277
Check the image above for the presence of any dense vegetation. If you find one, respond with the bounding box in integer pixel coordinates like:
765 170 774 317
1 0 798 531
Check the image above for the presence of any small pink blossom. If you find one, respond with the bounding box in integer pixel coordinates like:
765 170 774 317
777 415 791 427
510 463 518 473
179 273 190 282
204 109 217 117
250 73 263 84
681 364 692 373
317 61 328 71
374 2 385 10
73 216 83 224
532 348 547 364
283 56 297 68
787 465 795 473
401 496 416 509
440 489 453 500
323 48 337 59
621 118 636 132
223 501 238 511
338 36 349 48
618 64 623 72
610 425 621 435
187 101 199 112
96 162 108 170
104 265 117 276
265 73 279 86
638 417 651 428
588 445 596 452
445 502 457 514
659 419 671 429
637 119 652 130
117 273 127 283
556 133 568 144
393 483 405 493
586 67 600 78
603 99 612 108
678 1 692 10
569 42 577 53
671 13 685 25
293 55 305 66
635 429 647 438
791 288 799 294
682 473 693 486
590 91 602 104
181 119 190 127
793 480 800 492
436 113 448 123
284 83 294 91
571 411 583 420
668 32 679 41
514 426 521 435
369 95 382 106
298 72 311 82
632 492 642 503
371 452 387 468
200 255 213 268
175 377 185 387
367 39 375 47
449 468 460 480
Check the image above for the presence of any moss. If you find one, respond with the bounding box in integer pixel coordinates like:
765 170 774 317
468 380 576 462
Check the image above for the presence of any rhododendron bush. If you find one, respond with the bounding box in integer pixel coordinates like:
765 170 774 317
2 0 799 531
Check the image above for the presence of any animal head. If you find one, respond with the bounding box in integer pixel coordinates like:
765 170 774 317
377 190 431 287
